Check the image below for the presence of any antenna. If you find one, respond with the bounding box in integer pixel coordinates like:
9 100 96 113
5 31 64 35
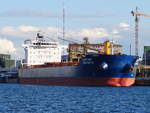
130 43 131 55
62 3 65 43
111 38 114 55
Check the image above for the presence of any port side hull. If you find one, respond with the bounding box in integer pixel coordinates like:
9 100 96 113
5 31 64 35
19 77 135 87
19 54 137 87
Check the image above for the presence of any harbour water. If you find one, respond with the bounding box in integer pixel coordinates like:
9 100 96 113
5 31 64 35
0 84 149 113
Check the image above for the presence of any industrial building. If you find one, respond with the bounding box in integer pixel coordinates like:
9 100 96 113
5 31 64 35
68 39 122 62
136 46 150 78
143 46 150 65
142 46 150 77
0 54 15 68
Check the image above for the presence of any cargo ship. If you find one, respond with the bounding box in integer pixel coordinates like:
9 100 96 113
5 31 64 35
19 33 138 86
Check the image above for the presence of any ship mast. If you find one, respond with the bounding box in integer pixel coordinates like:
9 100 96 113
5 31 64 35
62 4 65 43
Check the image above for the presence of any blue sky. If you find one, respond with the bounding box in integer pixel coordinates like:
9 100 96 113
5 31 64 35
0 0 150 59
1 0 150 27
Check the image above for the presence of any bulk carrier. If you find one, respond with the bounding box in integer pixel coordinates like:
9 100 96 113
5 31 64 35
19 33 138 86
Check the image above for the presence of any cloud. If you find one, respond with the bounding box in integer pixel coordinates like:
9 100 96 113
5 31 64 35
0 24 129 59
0 26 40 39
112 29 119 34
0 10 114 18
119 23 130 30
18 26 39 32
0 23 148 58
0 10 58 18
0 26 110 41
0 38 17 54
65 28 110 42
80 28 109 38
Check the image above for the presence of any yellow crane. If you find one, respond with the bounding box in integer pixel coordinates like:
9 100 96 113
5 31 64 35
131 7 150 56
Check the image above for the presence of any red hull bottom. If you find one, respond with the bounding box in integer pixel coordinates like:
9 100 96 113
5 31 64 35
19 77 135 87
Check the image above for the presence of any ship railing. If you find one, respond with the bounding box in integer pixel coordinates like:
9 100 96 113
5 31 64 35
22 62 80 69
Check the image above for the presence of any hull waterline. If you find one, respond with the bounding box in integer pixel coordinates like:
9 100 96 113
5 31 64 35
19 77 135 87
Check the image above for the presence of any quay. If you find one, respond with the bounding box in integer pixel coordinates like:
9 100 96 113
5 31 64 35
135 77 150 86
135 64 150 86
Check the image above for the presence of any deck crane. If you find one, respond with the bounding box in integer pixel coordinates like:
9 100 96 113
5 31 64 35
131 7 150 56
58 37 102 53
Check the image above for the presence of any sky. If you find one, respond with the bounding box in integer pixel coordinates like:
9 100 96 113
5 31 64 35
0 0 150 59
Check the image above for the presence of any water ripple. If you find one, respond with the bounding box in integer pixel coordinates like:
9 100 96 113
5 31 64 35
0 84 149 113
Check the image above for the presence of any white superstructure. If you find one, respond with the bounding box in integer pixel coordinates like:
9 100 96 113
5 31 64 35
22 33 62 66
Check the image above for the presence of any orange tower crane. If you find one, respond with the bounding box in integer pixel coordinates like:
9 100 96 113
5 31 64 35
131 7 150 56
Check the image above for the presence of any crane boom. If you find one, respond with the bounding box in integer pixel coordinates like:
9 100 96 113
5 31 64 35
58 37 101 52
131 11 150 17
